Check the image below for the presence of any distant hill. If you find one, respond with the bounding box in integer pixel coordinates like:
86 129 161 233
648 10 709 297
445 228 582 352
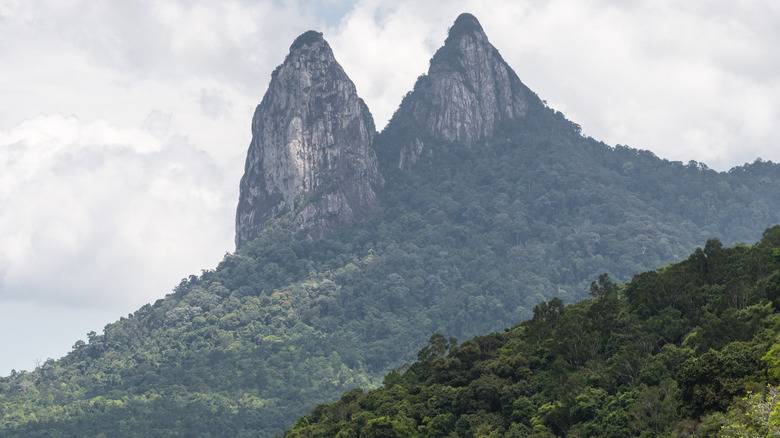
2 13 780 437
284 226 780 437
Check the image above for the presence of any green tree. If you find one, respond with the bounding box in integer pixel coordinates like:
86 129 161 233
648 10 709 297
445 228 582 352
719 386 780 437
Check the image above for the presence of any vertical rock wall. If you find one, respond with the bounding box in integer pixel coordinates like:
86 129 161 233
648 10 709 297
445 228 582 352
395 13 541 168
236 31 382 247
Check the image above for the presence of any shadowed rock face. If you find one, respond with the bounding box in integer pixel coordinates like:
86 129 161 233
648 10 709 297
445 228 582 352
236 31 383 247
396 13 540 168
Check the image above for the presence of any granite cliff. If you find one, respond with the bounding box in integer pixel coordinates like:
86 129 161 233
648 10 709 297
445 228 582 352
392 13 543 169
236 31 383 247
236 14 543 245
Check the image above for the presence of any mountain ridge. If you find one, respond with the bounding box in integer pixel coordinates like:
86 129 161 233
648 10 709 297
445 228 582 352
2 12 780 438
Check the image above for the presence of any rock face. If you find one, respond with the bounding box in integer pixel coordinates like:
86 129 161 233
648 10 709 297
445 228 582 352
236 31 383 247
395 13 540 168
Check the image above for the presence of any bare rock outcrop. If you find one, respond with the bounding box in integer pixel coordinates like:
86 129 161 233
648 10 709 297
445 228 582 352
236 31 382 247
395 13 540 168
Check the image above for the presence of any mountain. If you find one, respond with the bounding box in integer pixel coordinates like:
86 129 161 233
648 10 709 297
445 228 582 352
389 12 540 168
236 30 382 246
284 226 780 437
3 13 780 438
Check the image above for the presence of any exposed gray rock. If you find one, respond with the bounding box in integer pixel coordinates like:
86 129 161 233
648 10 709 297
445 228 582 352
236 31 383 247
396 13 540 166
398 138 424 170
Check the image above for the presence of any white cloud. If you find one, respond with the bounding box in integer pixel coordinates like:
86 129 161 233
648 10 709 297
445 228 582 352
472 0 780 170
0 114 235 372
325 0 451 128
198 88 234 119
0 0 313 374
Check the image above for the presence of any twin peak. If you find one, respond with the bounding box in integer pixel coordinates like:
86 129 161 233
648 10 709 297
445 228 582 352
235 13 544 247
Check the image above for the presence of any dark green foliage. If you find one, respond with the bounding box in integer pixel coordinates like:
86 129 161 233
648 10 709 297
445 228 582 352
286 228 780 437
290 30 323 50
678 341 766 417
447 13 483 41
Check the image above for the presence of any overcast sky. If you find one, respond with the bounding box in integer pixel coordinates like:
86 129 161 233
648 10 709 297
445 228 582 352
1 0 778 374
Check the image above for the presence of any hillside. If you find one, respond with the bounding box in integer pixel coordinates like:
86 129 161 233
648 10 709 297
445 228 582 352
285 226 780 437
2 13 780 437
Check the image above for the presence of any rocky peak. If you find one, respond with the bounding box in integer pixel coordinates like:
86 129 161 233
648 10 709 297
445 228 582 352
394 13 540 168
235 31 383 247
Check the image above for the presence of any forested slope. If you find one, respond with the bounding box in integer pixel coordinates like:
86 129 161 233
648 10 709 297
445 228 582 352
285 226 780 437
2 99 780 437
3 16 780 436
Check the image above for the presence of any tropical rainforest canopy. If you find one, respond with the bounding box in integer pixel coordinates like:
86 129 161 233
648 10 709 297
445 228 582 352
285 227 780 437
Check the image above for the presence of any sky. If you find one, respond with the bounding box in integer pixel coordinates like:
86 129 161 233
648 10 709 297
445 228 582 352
1 0 779 374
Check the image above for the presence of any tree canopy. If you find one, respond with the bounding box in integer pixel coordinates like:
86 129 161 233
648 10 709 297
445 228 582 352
286 226 780 437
